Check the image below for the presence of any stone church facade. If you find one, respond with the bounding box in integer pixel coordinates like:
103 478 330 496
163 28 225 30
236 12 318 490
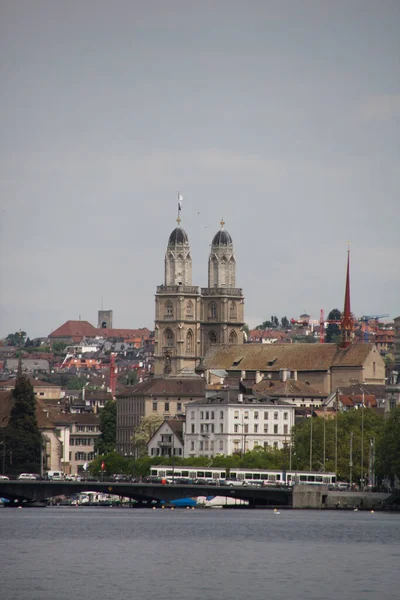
154 218 244 376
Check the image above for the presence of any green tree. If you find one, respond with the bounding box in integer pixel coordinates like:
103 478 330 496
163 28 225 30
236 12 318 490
132 415 163 458
6 331 27 347
376 407 400 485
292 409 384 483
67 376 86 390
95 399 116 455
256 320 273 330
89 451 133 476
325 309 342 343
5 376 41 474
118 369 138 387
281 316 289 329
51 341 68 354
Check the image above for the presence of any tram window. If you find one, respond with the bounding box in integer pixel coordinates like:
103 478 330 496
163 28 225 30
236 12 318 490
316 476 323 483
253 474 261 480
197 471 205 478
308 476 315 482
151 469 157 476
245 473 252 480
276 474 281 481
182 470 189 477
230 472 237 479
261 474 268 479
300 475 307 481
287 475 292 482
205 471 212 478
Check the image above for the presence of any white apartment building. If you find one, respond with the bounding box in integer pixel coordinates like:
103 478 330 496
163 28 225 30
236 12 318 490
184 391 295 459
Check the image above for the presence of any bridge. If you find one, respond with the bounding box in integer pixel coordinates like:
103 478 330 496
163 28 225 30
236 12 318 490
0 480 292 507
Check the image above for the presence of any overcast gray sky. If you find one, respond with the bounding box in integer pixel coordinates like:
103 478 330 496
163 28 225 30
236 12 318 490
0 0 399 339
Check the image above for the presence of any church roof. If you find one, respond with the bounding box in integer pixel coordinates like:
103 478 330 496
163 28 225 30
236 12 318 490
203 343 378 372
212 229 232 246
168 226 189 245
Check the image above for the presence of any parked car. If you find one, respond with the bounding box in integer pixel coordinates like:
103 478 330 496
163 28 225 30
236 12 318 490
144 476 163 484
225 479 246 487
109 474 130 482
65 474 82 482
47 471 65 481
0 475 9 480
17 473 38 480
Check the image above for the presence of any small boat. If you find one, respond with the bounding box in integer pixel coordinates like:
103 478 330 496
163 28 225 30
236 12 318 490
273 508 280 515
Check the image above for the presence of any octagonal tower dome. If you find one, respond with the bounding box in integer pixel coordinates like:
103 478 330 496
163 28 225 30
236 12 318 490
208 219 236 288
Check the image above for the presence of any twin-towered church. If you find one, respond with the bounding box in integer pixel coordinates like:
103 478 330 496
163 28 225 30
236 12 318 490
154 216 245 376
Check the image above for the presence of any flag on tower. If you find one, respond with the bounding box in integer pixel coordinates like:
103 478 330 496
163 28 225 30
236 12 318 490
178 193 183 211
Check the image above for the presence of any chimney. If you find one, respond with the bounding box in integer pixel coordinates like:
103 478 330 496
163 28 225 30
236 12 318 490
237 393 243 403
280 368 289 382
240 370 246 381
292 370 298 381
255 370 263 384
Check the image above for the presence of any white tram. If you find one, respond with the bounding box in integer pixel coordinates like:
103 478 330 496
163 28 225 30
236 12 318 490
149 466 336 486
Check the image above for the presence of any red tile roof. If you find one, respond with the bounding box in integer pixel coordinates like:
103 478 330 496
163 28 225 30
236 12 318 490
49 320 151 341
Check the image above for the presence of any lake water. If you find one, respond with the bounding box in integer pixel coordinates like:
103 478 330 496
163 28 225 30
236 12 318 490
1 507 399 600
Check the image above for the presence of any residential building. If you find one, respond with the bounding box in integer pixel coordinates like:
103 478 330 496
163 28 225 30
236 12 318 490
115 375 205 455
247 330 291 344
253 372 327 407
69 413 101 474
374 329 394 356
49 319 151 345
0 377 63 400
4 358 50 374
184 390 295 458
147 418 184 459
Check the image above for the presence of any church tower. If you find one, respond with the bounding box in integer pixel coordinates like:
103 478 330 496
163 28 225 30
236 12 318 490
201 220 244 354
154 209 201 377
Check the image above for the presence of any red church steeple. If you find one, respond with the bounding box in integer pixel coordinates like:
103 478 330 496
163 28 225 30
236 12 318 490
340 246 354 348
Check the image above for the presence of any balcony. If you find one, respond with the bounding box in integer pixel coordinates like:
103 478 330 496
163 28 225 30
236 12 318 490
157 285 199 294
201 287 243 296
158 440 173 447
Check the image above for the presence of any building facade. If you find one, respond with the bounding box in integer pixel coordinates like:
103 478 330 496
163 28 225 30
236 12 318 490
116 376 205 455
184 391 295 458
154 217 244 377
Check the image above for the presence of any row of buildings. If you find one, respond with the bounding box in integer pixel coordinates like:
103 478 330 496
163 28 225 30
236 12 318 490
0 211 399 474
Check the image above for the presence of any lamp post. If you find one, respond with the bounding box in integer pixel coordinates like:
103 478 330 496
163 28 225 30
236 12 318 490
335 389 339 477
309 409 313 471
349 431 353 487
361 394 364 490
323 405 326 472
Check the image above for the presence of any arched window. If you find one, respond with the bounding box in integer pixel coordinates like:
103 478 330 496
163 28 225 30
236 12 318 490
209 302 217 319
186 330 194 354
186 300 193 318
211 255 218 287
164 328 174 348
165 300 173 317
229 330 237 345
209 331 217 345
230 301 237 320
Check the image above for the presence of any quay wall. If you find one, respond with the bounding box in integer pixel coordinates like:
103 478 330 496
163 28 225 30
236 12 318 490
292 485 390 509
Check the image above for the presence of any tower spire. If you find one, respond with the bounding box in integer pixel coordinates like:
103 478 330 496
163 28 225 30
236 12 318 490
340 244 354 348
